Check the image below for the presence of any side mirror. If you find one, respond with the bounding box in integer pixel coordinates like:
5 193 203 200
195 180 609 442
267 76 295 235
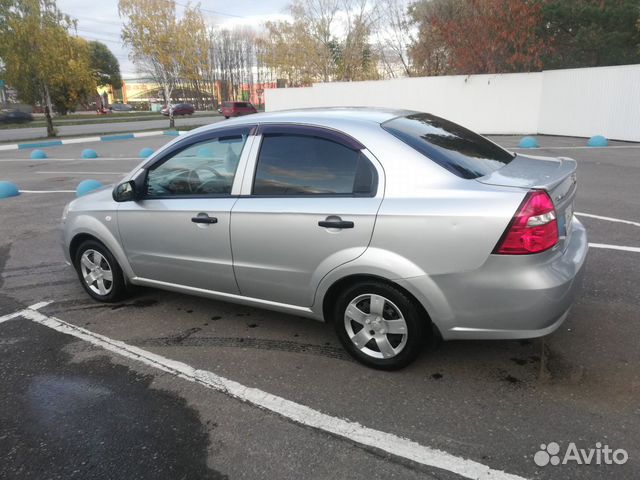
113 180 138 202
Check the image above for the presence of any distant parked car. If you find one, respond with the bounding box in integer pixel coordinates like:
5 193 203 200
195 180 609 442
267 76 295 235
220 101 257 119
161 103 195 116
0 110 34 124
110 103 134 112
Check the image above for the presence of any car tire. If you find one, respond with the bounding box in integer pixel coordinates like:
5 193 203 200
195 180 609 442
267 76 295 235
333 281 427 370
224 116 229 119
74 240 128 303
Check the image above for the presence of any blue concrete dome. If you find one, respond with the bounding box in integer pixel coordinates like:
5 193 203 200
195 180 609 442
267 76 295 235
81 148 98 159
139 147 154 158
518 136 539 148
587 135 608 147
76 179 103 197
0 181 20 198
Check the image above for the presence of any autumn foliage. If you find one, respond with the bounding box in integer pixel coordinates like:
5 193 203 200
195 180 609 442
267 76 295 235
419 0 552 74
410 0 640 76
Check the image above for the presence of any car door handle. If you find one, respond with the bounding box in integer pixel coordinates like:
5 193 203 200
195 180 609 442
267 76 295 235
318 220 354 229
191 215 218 224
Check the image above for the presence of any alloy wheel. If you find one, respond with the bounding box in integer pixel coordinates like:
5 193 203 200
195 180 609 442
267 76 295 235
80 249 113 296
344 293 408 359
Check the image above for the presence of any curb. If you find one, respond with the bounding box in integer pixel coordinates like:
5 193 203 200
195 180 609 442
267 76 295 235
0 130 187 152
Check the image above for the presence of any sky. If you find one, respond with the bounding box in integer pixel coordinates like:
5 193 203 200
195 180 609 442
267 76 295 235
57 0 291 76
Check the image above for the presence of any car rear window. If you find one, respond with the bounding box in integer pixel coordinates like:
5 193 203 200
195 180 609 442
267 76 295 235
381 113 515 179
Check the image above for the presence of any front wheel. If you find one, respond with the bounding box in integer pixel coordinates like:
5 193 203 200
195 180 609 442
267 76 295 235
334 281 427 370
74 240 128 303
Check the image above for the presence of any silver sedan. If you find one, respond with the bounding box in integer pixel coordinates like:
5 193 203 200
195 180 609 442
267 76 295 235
61 108 588 369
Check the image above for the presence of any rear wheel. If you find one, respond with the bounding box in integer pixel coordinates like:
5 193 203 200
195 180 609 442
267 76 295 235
74 240 127 303
333 281 426 370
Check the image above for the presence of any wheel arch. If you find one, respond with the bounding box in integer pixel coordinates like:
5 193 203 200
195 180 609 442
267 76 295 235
66 214 135 280
69 232 101 263
320 273 439 336
69 231 135 287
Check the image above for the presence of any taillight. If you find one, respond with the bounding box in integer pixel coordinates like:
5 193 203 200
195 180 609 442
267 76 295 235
494 190 559 255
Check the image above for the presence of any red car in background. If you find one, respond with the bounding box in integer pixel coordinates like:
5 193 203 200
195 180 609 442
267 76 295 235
161 103 195 116
220 101 257 119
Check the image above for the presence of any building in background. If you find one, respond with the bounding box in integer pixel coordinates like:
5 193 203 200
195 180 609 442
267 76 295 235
97 78 276 111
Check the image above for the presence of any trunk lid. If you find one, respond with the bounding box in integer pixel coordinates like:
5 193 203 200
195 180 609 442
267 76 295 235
476 153 578 239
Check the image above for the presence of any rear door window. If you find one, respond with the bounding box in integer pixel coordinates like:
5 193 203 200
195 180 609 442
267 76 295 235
253 133 376 196
381 113 515 179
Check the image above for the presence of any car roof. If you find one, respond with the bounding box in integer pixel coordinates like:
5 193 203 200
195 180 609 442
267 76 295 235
204 107 414 131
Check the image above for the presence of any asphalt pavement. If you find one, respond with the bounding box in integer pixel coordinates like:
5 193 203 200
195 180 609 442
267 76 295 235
0 134 638 479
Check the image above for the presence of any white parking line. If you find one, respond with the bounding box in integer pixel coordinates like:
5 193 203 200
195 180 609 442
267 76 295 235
0 157 140 162
0 310 25 324
511 146 640 150
576 212 640 228
19 189 75 193
589 243 640 253
4 301 528 480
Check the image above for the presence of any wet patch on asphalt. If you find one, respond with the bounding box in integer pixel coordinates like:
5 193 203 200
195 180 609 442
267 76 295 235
109 298 159 310
44 297 160 314
0 319 226 480
136 335 352 361
540 342 586 385
0 243 24 315
165 327 202 344
3 278 77 292
1 262 69 279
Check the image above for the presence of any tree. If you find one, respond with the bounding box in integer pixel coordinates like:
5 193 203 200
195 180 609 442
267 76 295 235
261 19 318 86
88 41 123 89
0 0 95 135
408 0 455 75
50 36 96 114
260 0 340 85
174 6 212 109
410 0 553 75
338 0 380 81
259 0 380 85
541 0 640 69
210 27 259 102
119 0 188 128
375 0 415 77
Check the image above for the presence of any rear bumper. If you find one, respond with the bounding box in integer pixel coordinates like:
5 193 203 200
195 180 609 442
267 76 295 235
398 217 588 340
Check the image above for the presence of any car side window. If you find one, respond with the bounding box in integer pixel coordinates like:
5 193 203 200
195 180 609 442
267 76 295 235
253 133 377 196
146 133 249 197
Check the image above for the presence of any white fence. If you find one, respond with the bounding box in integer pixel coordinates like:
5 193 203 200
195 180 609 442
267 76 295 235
265 64 640 142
